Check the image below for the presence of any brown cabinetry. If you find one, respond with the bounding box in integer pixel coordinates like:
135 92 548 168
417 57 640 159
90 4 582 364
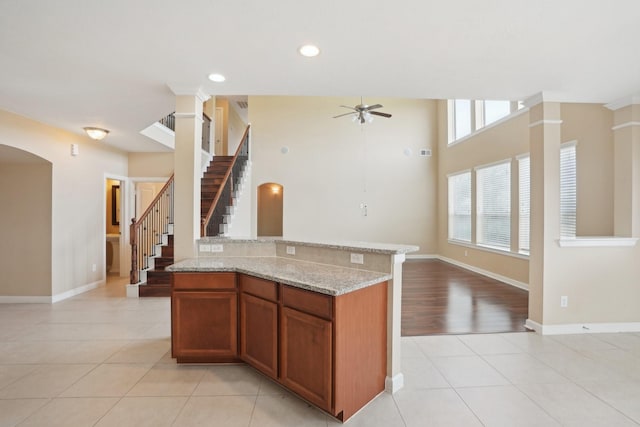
171 270 388 422
171 272 238 362
239 275 278 379
281 306 333 411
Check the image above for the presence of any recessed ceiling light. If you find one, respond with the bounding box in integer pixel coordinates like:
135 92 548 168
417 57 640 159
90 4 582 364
208 73 226 83
298 44 320 57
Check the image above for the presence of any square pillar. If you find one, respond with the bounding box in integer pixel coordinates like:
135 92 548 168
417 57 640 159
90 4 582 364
172 89 210 261
526 96 562 327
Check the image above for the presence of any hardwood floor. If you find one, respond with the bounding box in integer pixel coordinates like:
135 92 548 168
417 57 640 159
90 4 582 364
402 259 529 336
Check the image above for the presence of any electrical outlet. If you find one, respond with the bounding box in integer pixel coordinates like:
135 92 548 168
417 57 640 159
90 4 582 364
560 296 568 308
199 244 212 252
286 246 296 255
464 250 468 257
211 244 223 253
350 253 364 264
92 264 97 272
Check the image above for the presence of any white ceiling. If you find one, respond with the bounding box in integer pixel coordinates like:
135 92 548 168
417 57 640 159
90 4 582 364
1 0 639 152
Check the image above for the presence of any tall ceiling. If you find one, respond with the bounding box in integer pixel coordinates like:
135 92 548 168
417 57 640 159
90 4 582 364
1 0 639 152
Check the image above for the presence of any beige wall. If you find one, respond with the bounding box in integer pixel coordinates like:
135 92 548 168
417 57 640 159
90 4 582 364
0 109 128 296
560 103 614 236
228 103 248 155
248 96 438 254
128 152 173 177
0 160 52 296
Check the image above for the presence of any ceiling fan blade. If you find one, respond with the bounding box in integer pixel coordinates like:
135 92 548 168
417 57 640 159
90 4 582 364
333 112 357 118
365 104 383 111
339 105 357 110
370 111 392 118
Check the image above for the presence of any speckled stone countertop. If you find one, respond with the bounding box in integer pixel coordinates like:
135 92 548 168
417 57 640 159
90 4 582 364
167 257 392 296
197 237 419 255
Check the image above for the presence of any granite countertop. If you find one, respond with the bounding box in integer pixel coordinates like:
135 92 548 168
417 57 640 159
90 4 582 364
197 237 419 255
167 257 392 296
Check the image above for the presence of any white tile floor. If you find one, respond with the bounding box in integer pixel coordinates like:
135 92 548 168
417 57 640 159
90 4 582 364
1 278 639 426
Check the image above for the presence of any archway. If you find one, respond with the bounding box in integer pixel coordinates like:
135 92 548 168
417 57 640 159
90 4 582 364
0 144 52 298
257 183 283 237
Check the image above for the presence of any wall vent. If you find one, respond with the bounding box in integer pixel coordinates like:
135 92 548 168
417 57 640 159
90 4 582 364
237 101 248 109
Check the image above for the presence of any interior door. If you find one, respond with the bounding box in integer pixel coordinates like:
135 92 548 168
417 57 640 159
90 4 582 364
135 182 160 220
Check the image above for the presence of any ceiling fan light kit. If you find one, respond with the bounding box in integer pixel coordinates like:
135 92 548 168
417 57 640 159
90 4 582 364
333 98 392 124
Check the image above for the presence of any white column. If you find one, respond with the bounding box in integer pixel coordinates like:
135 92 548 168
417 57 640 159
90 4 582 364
172 88 210 261
526 95 562 329
385 253 405 393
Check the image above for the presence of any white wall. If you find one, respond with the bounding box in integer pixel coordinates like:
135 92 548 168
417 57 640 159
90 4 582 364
248 96 438 254
0 109 128 297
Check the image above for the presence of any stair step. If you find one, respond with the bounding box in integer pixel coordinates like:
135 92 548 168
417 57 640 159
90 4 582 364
139 284 170 297
146 270 171 285
161 245 173 257
154 257 174 270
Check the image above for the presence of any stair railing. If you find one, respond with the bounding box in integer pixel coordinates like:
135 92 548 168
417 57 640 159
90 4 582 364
130 175 175 284
201 125 251 236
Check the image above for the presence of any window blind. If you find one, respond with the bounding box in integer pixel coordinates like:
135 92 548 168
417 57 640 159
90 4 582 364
448 171 471 242
476 161 511 249
560 143 577 238
518 155 530 253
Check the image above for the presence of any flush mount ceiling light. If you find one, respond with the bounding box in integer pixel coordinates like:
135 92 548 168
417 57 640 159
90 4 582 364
298 44 320 57
208 73 226 82
83 127 109 140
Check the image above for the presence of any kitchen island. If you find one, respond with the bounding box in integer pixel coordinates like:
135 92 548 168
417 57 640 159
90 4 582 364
167 238 417 422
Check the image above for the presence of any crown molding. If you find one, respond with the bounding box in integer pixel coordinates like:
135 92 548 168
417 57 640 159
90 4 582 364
605 95 640 111
166 84 211 103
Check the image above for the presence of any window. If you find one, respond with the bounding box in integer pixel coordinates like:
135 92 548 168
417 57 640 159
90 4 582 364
448 99 523 144
560 142 577 238
448 171 471 242
482 100 511 126
476 161 511 249
518 155 530 253
453 99 472 140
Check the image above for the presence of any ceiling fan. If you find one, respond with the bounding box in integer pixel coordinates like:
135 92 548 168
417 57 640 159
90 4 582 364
333 98 392 124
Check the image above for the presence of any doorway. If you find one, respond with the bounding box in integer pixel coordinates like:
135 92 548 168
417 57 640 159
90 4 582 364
105 178 122 277
257 183 283 237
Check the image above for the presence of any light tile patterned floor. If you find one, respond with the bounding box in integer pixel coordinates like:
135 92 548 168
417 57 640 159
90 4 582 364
0 277 639 426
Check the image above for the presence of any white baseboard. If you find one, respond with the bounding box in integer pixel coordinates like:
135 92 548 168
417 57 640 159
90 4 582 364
126 284 139 298
0 295 52 303
406 254 438 260
0 279 105 304
385 373 404 394
526 319 640 335
437 255 529 291
52 279 104 303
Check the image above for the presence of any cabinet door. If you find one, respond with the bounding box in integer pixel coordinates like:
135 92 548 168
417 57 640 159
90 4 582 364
172 291 238 361
280 307 332 412
240 293 278 379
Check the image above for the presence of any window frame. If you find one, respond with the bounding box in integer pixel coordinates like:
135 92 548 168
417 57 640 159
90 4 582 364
475 159 512 251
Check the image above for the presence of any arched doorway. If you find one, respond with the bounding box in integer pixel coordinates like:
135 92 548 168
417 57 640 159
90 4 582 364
0 145 52 297
257 183 283 237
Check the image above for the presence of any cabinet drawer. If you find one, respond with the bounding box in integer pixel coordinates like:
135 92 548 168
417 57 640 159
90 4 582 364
239 274 278 302
282 286 333 320
173 272 237 290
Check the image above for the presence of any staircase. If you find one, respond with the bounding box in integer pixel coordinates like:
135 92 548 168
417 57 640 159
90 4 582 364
137 155 246 297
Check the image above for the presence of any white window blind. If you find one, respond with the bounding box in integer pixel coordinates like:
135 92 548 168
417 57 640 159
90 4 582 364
518 155 530 253
448 171 471 242
476 161 511 249
560 143 577 238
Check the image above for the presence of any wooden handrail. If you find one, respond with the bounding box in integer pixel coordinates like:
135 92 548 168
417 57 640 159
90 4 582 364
201 125 250 236
130 174 174 284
